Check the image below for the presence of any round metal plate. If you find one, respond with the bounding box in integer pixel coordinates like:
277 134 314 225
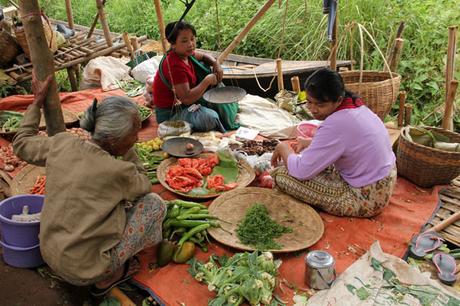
161 137 204 158
203 86 246 104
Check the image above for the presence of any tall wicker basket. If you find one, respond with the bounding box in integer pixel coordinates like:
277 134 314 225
14 17 57 59
340 71 401 120
396 126 460 188
0 29 20 67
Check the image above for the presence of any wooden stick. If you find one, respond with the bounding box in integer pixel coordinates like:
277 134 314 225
153 0 168 53
64 0 74 29
291 76 301 93
445 26 457 102
217 0 275 64
426 210 460 233
95 0 112 47
66 67 78 91
86 0 106 39
330 9 338 70
404 103 413 126
385 38 404 72
130 37 139 51
122 32 135 61
397 91 406 128
19 0 66 136
276 58 284 91
442 80 458 131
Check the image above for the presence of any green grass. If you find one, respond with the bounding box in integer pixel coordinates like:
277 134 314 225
1 0 458 129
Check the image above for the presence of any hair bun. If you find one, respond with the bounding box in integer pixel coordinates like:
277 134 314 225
80 99 98 133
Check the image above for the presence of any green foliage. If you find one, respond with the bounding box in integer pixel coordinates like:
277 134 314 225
2 0 458 129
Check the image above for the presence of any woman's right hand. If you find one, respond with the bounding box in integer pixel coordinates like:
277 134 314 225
204 74 218 87
292 136 312 153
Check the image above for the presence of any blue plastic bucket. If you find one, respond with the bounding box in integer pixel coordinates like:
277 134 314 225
0 240 44 268
0 195 44 247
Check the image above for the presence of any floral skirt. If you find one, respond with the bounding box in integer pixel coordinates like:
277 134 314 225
66 193 166 285
271 165 397 217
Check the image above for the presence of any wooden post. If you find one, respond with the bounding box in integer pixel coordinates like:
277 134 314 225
397 91 406 128
445 26 457 102
19 0 65 135
153 0 168 53
291 76 301 93
122 32 135 61
330 9 338 70
66 67 78 91
385 38 404 72
217 0 275 64
404 104 413 127
95 0 112 47
276 58 284 91
64 0 74 29
130 37 139 51
86 0 106 39
442 80 458 131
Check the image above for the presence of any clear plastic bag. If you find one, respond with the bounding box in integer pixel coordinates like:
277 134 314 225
157 120 191 138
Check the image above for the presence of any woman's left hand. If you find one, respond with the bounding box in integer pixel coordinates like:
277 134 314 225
213 62 224 83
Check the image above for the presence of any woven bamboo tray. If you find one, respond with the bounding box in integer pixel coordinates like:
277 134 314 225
207 187 324 253
157 153 255 199
10 164 46 196
427 177 460 247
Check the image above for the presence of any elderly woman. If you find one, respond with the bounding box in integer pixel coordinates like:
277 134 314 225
13 77 166 296
271 69 396 218
152 20 239 132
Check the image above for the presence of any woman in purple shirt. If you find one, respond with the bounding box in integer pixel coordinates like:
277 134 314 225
271 69 396 217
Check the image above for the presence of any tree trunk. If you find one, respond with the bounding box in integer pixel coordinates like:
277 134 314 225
19 0 65 136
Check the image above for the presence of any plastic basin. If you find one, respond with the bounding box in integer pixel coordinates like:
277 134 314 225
0 240 44 268
0 195 44 247
297 122 319 138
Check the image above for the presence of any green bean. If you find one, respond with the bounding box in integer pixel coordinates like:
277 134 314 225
176 207 201 220
169 220 215 228
169 199 207 209
179 214 217 220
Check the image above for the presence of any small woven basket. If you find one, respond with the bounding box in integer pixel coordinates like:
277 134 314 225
340 70 401 120
396 126 460 188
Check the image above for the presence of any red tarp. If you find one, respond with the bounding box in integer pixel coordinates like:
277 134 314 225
0 90 441 306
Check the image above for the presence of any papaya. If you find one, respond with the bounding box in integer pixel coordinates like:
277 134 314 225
157 239 177 267
172 241 196 263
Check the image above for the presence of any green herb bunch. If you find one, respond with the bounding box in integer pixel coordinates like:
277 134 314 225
237 203 293 251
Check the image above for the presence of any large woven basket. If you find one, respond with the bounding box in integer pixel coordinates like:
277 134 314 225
0 29 20 67
340 70 401 120
14 18 57 59
396 126 460 188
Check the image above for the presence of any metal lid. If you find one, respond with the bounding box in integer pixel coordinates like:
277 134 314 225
306 250 335 269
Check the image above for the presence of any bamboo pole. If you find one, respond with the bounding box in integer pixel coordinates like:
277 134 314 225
64 0 74 29
385 38 404 72
445 26 457 103
153 0 168 53
276 58 284 91
397 91 406 128
122 32 135 61
87 0 106 39
291 76 301 93
330 10 338 70
442 80 458 131
95 0 112 47
130 37 139 51
19 0 65 135
404 104 413 126
217 0 275 64
426 210 460 233
66 67 78 91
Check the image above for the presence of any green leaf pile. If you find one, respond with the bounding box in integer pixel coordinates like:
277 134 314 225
237 203 293 251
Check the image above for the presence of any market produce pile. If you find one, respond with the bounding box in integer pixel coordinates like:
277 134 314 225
237 203 293 250
188 251 282 306
157 199 222 266
230 139 279 156
30 175 46 195
138 105 153 122
0 144 26 172
405 126 460 152
135 137 165 184
0 111 23 133
165 151 239 195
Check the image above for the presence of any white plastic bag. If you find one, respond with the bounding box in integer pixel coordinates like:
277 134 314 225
131 56 162 83
157 120 191 138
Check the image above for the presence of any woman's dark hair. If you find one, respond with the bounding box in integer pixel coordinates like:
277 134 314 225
304 68 358 103
165 21 196 44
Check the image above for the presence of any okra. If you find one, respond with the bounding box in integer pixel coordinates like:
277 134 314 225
178 224 211 246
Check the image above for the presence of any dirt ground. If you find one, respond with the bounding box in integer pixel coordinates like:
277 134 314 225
0 248 149 306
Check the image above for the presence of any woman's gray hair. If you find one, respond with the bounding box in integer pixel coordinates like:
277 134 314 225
80 96 140 143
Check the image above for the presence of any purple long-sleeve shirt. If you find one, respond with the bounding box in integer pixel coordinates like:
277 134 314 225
287 106 396 188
